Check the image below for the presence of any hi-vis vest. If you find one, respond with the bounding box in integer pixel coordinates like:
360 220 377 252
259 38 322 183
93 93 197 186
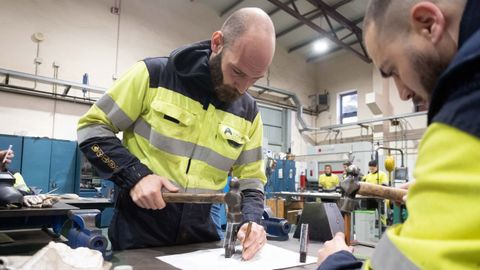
77 59 266 193
318 174 339 189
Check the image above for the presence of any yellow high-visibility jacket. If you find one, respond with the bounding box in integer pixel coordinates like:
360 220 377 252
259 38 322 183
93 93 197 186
77 40 266 250
362 171 388 186
318 174 339 189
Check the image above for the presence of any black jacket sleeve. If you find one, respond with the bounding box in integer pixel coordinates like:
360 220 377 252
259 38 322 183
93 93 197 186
79 136 152 190
241 189 264 224
318 251 363 270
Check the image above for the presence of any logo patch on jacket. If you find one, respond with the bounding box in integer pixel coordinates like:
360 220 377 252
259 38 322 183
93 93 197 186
219 124 248 148
91 144 117 169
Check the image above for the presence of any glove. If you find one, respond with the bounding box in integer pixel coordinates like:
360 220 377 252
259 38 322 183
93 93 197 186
23 195 59 208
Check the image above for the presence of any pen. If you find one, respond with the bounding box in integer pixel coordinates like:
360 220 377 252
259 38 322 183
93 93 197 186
243 221 253 254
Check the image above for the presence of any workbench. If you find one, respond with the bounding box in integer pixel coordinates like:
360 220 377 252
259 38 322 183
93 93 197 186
60 198 114 211
111 235 335 270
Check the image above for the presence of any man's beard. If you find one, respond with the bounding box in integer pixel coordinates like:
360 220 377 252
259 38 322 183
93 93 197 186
209 52 242 104
410 50 450 108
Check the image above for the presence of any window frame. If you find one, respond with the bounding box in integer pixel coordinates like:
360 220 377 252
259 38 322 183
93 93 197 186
338 90 358 124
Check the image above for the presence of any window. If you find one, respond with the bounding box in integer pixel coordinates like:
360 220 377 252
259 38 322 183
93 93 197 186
339 91 358 124
259 105 290 153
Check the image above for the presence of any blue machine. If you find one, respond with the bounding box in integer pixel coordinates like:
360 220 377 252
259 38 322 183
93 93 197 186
66 209 112 260
261 208 290 241
265 159 296 198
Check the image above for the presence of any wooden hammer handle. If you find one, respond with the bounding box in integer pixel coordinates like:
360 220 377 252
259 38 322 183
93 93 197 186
162 193 225 204
358 182 407 202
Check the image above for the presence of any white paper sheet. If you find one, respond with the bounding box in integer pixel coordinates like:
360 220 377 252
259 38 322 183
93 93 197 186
156 243 317 270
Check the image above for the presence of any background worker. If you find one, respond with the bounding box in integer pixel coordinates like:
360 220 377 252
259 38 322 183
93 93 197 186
341 161 352 181
317 0 480 269
318 165 339 192
77 7 276 261
362 160 388 186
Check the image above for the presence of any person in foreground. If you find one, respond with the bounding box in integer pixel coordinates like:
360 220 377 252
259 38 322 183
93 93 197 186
317 0 480 269
77 7 276 260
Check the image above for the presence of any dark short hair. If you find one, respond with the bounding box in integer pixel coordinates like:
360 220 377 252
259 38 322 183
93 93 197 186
324 164 332 169
368 160 378 167
343 161 352 166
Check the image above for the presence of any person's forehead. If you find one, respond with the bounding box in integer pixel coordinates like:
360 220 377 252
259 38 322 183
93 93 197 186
365 26 383 61
224 36 271 76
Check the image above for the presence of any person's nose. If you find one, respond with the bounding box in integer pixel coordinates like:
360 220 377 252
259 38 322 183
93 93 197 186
235 78 255 94
394 77 413 101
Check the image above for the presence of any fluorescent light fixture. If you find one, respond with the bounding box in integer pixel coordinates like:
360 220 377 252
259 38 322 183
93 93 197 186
313 40 329 53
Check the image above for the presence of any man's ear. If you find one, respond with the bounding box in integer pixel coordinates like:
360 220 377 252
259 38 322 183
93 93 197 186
410 2 445 44
211 31 224 54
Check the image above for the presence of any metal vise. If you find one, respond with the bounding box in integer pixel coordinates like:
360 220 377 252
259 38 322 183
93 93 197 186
261 208 290 241
66 209 112 260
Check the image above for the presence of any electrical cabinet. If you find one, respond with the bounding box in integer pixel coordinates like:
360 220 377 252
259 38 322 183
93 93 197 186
265 159 296 198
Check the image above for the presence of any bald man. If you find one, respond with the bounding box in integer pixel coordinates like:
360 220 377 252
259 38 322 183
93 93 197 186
77 7 275 260
317 0 480 269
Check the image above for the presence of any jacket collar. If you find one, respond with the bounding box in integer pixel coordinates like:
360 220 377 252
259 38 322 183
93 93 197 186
428 0 480 123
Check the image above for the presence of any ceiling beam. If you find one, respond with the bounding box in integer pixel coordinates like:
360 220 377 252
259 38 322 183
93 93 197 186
220 0 244 17
268 0 370 62
307 0 362 34
275 0 353 38
307 40 359 62
268 0 296 16
276 10 323 38
287 16 364 53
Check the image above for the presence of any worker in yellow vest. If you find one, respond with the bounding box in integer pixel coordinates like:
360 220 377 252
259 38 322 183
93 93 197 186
362 160 388 186
318 165 339 192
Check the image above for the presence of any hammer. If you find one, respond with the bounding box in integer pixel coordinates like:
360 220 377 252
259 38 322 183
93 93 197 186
161 177 242 258
340 165 407 244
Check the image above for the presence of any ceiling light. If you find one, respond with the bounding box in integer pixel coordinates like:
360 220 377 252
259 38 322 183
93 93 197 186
313 40 329 53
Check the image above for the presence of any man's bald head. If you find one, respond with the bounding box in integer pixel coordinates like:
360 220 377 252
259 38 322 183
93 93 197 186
209 7 275 104
221 7 275 49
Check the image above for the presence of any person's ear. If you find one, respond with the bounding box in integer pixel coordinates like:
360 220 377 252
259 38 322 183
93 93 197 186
211 31 224 54
410 2 445 44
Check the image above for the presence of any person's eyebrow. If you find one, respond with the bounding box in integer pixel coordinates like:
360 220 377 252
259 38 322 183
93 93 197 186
232 64 264 80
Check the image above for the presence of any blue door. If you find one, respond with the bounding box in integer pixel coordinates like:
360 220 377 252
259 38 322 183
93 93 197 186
21 137 52 193
50 140 78 193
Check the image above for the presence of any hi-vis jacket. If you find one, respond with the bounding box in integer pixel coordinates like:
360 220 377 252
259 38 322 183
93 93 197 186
318 174 339 190
362 171 388 186
77 40 266 250
317 1 480 269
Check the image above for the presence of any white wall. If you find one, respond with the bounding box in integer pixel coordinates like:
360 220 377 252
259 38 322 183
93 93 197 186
0 0 316 142
313 52 427 140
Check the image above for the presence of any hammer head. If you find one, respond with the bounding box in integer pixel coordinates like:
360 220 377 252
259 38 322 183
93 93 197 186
223 177 243 258
339 165 362 213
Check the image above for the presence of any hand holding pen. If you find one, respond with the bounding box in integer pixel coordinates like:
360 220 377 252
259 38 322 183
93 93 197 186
1 145 14 172
237 220 267 260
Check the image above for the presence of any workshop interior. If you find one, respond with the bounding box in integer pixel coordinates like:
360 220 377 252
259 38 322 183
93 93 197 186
1 0 455 269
